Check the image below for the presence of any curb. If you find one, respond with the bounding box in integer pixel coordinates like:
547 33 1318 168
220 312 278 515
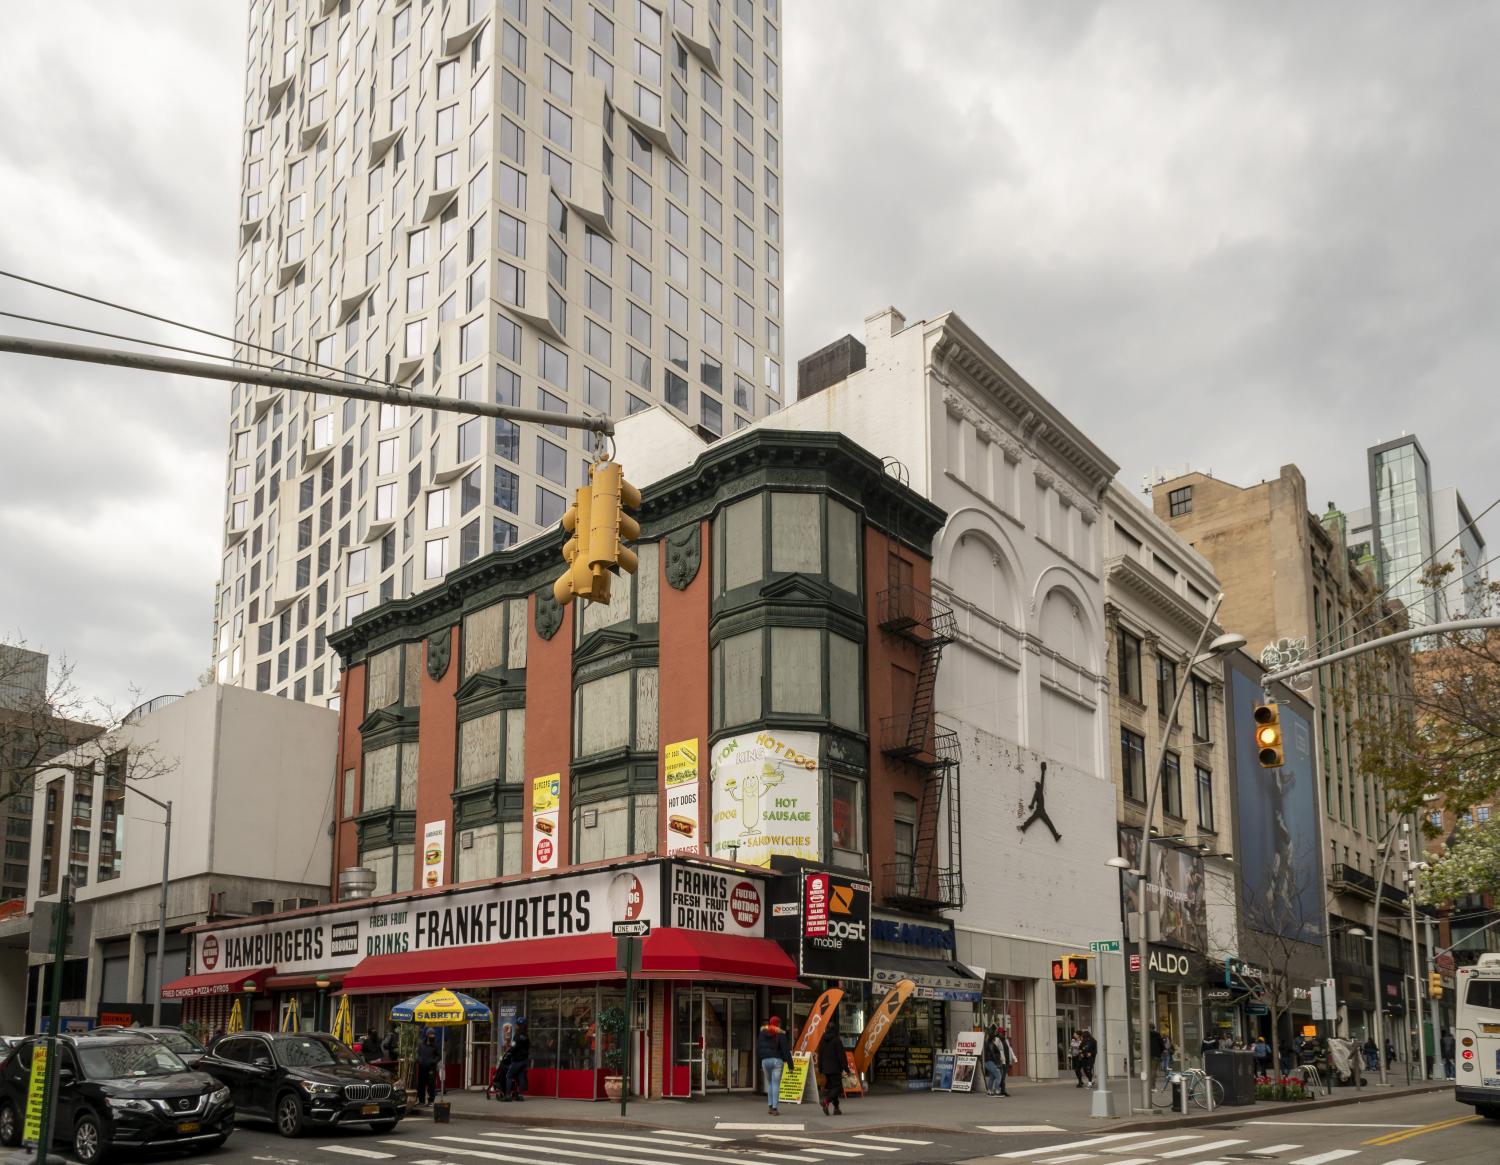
1106 1081 1453 1132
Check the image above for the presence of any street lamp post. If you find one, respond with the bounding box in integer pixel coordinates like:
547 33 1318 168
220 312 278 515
1368 819 1408 1087
1130 593 1244 1112
121 784 173 1026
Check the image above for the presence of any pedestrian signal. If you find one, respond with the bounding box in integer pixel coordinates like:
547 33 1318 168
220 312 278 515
1253 702 1284 768
1051 955 1091 985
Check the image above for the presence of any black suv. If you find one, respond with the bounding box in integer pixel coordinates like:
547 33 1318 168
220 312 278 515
0 1032 233 1163
133 1027 210 1068
198 1031 404 1137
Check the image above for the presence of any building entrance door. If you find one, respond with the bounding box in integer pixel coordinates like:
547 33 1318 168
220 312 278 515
1056 992 1094 1072
684 991 757 1093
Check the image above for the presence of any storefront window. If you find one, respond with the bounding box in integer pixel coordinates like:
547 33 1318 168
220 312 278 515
528 988 561 1072
558 989 597 1071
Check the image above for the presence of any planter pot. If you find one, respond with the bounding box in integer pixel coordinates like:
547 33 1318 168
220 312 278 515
604 1075 624 1101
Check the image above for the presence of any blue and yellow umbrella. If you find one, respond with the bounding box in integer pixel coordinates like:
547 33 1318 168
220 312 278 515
390 988 491 1025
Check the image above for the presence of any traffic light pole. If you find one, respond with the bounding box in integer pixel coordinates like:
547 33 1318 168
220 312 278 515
34 874 71 1165
0 334 614 435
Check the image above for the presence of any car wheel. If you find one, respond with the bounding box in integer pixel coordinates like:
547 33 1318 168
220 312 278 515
73 1110 110 1165
275 1092 305 1138
369 1120 398 1133
0 1099 20 1148
1478 1103 1500 1121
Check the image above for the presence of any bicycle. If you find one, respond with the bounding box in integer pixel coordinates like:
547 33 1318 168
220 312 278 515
1151 1066 1225 1110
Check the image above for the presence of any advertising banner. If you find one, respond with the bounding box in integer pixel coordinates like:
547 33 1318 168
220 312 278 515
421 820 446 890
664 862 765 936
531 773 561 871
22 1043 46 1145
778 1052 813 1103
664 738 702 854
709 730 820 866
801 873 872 980
1228 662 1325 945
1117 825 1207 952
192 864 663 976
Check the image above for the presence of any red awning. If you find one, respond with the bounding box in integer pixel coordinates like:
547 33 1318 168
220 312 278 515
266 971 346 991
639 930 802 989
342 929 803 995
161 966 274 1000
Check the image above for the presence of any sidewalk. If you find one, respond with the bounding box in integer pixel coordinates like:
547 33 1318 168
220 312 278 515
421 1076 1455 1136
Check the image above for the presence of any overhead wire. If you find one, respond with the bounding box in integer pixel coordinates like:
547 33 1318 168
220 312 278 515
0 267 391 388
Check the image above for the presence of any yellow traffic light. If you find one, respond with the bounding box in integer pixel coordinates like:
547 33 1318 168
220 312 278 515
553 485 596 605
1428 971 1444 998
588 459 643 580
1253 702 1284 768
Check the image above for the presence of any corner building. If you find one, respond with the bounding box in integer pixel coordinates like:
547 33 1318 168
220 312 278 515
177 430 947 1099
215 0 786 705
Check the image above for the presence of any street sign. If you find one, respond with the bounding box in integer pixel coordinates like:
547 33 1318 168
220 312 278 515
1089 939 1121 953
1247 1003 1270 1016
612 920 651 937
1129 953 1142 972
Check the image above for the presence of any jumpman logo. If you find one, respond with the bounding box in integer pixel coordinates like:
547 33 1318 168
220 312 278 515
1018 761 1062 841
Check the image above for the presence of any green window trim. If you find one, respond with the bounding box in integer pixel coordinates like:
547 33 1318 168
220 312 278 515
711 490 863 609
710 623 864 735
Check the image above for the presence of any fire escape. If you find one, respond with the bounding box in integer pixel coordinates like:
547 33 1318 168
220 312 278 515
877 583 965 911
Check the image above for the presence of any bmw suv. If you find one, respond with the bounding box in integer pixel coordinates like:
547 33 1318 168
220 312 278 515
198 1031 404 1137
0 1032 233 1163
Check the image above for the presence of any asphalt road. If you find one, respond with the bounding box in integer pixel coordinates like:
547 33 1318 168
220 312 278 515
30 1089 1499 1165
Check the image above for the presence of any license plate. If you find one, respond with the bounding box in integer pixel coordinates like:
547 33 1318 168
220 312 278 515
177 1122 200 1134
362 1104 380 1115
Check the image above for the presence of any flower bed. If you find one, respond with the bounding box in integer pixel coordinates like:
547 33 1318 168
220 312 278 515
1254 1074 1313 1101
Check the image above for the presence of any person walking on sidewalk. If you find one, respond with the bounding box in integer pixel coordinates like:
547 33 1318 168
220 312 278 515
1441 1029 1456 1080
1149 1025 1165 1088
817 1020 848 1116
986 1024 1016 1096
758 1015 792 1115
1069 1032 1085 1087
414 1028 441 1106
1079 1029 1098 1087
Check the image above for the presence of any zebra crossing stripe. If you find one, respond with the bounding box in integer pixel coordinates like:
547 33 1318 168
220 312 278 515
656 1131 734 1142
1157 1141 1246 1159
1289 1153 1361 1165
853 1134 933 1145
998 1133 1153 1159
316 1148 396 1160
759 1133 900 1152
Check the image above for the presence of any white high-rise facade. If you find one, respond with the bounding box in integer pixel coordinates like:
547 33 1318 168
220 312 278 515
214 0 786 705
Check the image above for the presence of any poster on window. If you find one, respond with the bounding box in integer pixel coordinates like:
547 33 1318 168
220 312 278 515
421 820 446 890
663 737 702 855
531 773 561 871
709 730 820 867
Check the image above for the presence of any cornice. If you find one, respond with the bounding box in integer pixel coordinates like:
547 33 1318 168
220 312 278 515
1106 555 1223 643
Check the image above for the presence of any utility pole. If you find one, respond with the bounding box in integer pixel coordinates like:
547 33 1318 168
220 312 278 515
33 874 71 1165
1404 862 1426 1080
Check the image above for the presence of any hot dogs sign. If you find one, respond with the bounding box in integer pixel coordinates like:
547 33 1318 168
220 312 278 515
710 730 821 867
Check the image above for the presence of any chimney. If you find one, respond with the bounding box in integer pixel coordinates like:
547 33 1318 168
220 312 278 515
864 306 906 343
796 334 865 400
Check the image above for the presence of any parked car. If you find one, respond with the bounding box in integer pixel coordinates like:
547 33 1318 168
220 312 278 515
132 1027 209 1068
0 1032 233 1163
197 1031 405 1138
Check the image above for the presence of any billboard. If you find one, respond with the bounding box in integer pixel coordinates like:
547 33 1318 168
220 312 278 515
709 730 821 866
1228 660 1325 945
1117 826 1207 952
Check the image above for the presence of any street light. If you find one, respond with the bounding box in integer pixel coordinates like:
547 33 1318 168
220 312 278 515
1131 595 1244 1112
120 782 173 1027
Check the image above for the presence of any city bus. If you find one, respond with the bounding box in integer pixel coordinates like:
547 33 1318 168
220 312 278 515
1455 952 1500 1120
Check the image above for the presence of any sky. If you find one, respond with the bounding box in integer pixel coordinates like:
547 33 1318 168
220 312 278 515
1 1 1497 711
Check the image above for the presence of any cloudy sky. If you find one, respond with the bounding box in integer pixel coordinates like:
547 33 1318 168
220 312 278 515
2 1 1497 710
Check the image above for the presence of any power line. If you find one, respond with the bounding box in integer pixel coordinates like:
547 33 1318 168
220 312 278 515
1318 493 1500 652
0 267 387 388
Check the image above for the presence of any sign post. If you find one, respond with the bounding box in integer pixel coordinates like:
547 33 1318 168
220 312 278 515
32 873 71 1165
613 920 650 1118
1088 939 1119 1117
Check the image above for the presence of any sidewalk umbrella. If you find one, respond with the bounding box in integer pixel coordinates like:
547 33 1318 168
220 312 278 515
280 996 301 1032
226 999 245 1034
390 990 492 1097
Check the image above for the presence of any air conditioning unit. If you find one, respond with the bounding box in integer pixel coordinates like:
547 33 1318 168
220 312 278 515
276 897 319 913
250 900 275 915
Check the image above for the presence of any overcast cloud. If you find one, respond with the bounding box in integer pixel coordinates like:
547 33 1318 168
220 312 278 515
2 1 1496 708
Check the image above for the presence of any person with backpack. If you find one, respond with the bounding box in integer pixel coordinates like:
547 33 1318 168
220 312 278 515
756 1015 792 1115
984 1024 1015 1096
1079 1029 1098 1086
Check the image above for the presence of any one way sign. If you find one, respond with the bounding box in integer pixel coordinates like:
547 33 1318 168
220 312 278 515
612 920 651 937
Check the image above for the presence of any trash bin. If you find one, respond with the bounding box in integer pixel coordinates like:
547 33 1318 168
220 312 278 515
1205 1050 1257 1106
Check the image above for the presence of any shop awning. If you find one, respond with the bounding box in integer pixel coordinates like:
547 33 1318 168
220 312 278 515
267 971 346 991
639 930 802 989
873 954 983 1001
342 929 804 995
161 966 274 1000
342 935 619 994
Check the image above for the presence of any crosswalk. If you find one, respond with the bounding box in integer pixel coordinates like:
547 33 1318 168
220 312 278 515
306 1125 936 1165
991 1129 1426 1165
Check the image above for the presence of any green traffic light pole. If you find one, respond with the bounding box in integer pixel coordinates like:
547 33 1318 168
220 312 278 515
30 874 72 1165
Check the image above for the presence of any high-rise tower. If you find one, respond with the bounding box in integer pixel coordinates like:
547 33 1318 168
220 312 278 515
214 0 785 705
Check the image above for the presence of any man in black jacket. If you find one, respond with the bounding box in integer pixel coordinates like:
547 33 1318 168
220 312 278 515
414 1028 441 1105
817 1022 848 1116
503 1018 531 1101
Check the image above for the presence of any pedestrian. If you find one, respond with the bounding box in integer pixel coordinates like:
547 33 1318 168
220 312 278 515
1441 1029 1456 1080
1200 1033 1218 1057
504 1018 531 1101
817 1018 848 1116
984 1025 1015 1096
1159 1029 1174 1078
1149 1025 1165 1088
1252 1036 1271 1076
361 1029 382 1063
1217 1032 1234 1052
1069 1031 1085 1087
1362 1036 1378 1071
414 1028 441 1106
757 1015 792 1115
1079 1029 1098 1087
1384 1037 1396 1069
382 1027 399 1062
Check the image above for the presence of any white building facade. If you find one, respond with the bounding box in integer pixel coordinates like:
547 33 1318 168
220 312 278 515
215 0 787 706
16 685 336 1030
758 308 1125 1081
